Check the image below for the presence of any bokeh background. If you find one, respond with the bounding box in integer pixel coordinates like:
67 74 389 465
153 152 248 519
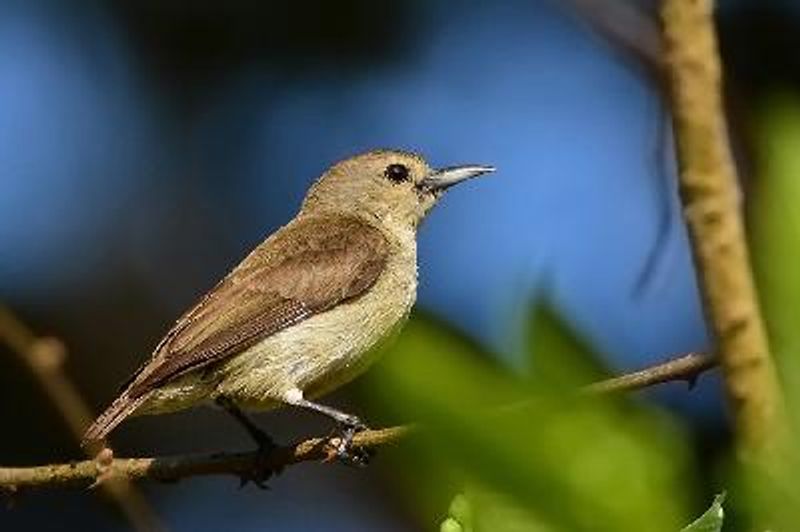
2 0 800 530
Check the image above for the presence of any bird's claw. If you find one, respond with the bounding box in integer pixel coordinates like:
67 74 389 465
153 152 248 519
238 472 271 490
237 437 282 489
325 417 373 467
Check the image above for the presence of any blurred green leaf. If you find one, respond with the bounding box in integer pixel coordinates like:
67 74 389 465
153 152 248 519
448 494 472 527
748 94 800 529
525 303 607 390
369 313 693 532
440 494 473 532
680 493 725 532
440 489 548 532
468 486 551 532
441 518 465 532
752 95 800 382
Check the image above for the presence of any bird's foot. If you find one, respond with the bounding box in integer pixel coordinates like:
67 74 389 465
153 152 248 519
325 415 373 467
215 394 283 487
238 437 282 490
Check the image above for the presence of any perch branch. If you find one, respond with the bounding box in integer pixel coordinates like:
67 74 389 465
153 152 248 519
0 351 716 490
0 306 162 531
661 0 784 457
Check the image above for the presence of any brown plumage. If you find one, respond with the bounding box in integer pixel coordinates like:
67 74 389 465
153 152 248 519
82 149 493 448
84 215 388 442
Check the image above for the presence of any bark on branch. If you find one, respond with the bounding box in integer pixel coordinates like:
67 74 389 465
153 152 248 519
0 307 162 531
661 0 784 457
0 352 715 491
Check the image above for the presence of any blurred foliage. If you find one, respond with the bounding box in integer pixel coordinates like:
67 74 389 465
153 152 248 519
680 493 725 532
439 489 548 532
438 489 729 532
366 91 800 532
743 94 800 530
367 311 695 531
752 94 800 407
524 304 607 391
440 494 473 532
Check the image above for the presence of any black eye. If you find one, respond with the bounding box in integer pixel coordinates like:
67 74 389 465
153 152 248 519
384 163 410 184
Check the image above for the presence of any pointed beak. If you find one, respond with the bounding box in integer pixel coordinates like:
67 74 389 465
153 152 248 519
419 164 495 193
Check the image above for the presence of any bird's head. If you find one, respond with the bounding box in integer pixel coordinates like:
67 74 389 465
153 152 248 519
301 149 494 233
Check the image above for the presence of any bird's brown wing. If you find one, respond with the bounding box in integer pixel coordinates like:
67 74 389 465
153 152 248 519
126 215 389 399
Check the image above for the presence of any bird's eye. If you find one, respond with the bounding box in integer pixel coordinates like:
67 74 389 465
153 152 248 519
384 163 410 184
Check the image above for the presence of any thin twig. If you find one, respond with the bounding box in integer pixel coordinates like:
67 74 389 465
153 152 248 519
0 306 163 531
584 352 715 394
0 351 716 491
661 0 784 458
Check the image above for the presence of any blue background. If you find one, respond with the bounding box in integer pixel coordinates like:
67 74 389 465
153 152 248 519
3 0 793 529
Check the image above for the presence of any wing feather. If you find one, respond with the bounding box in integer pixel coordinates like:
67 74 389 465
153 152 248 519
126 215 389 398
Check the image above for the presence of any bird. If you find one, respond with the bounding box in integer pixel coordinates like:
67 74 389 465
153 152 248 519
83 149 494 460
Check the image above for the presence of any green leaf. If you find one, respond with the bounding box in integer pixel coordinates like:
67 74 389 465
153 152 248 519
448 494 472 528
525 303 607 390
440 518 464 532
367 313 694 532
752 95 800 382
439 487 553 532
747 95 800 529
680 493 725 532
440 494 472 532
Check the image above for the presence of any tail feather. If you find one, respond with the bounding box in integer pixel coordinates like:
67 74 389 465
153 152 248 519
82 392 148 446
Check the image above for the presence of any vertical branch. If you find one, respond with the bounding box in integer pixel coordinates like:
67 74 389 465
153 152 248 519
0 306 163 531
661 0 784 457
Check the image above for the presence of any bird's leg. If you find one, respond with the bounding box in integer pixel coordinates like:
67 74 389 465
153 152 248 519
215 396 280 488
301 400 372 467
282 388 371 466
215 396 275 450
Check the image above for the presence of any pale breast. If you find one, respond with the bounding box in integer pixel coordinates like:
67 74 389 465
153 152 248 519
216 244 418 407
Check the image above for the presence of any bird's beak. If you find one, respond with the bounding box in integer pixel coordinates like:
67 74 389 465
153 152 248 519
419 164 495 193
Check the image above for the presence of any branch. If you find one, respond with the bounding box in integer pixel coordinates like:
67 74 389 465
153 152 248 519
0 306 163 531
584 352 715 394
661 0 785 457
0 351 716 491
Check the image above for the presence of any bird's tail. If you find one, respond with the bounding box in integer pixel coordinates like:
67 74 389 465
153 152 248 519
82 392 148 446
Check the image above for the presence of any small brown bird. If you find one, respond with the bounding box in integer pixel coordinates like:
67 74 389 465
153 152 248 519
84 149 493 458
